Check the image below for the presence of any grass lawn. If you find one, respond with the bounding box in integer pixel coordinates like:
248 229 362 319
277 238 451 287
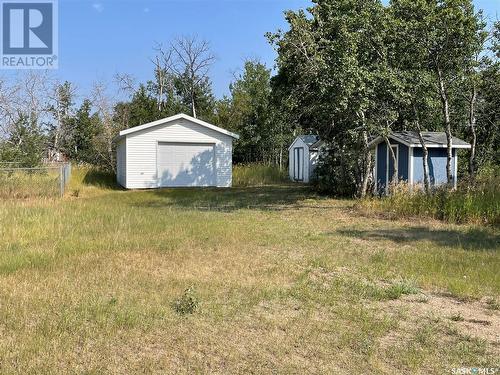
0 169 498 373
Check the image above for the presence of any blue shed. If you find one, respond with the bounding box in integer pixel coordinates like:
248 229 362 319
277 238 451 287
368 131 471 193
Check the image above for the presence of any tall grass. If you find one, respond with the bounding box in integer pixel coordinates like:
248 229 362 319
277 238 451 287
359 175 500 226
0 169 60 199
69 166 118 190
233 163 288 187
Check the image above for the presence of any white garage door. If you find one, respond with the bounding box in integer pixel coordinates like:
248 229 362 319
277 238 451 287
157 142 215 187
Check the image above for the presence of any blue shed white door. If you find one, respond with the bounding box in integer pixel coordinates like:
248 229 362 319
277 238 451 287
157 142 215 187
293 147 304 181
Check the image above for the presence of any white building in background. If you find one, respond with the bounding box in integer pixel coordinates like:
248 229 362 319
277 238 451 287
114 113 239 189
288 135 324 183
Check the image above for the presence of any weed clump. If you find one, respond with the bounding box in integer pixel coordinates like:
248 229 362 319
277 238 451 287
449 313 465 322
485 298 499 311
172 287 199 315
382 279 420 300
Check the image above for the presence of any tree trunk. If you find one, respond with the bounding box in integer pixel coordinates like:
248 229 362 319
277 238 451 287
437 67 453 185
53 98 61 158
413 105 430 194
468 83 477 179
384 136 398 193
191 89 197 118
279 122 283 170
156 58 163 112
158 77 163 112
416 129 431 194
358 112 371 198
279 145 283 170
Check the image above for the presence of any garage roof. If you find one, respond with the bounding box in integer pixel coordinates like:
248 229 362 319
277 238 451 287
116 113 240 140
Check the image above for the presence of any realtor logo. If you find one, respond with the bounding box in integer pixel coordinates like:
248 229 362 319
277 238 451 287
1 0 58 68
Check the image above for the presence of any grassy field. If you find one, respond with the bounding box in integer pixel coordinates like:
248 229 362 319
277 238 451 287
0 168 498 373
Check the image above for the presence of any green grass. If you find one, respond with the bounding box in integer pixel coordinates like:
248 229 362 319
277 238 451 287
233 163 288 187
0 168 498 373
359 175 500 226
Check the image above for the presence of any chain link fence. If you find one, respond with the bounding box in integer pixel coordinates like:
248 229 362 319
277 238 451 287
0 163 71 199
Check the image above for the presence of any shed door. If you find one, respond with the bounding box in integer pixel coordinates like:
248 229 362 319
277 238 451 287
157 142 215 187
293 147 304 181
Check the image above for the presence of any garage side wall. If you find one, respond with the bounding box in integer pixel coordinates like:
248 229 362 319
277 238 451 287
125 119 233 188
116 138 126 187
215 141 233 187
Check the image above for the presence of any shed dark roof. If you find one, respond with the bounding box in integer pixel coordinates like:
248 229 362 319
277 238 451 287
310 140 325 150
391 131 470 147
368 131 470 149
298 135 320 146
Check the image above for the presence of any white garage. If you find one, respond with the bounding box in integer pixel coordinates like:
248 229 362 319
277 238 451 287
114 113 239 189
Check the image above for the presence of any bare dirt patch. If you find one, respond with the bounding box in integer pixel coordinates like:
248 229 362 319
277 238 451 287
377 292 500 351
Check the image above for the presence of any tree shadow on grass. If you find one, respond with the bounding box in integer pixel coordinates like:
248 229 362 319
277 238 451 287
82 169 123 190
335 227 500 251
130 185 324 212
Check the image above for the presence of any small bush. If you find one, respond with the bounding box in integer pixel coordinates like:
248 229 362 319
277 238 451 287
312 145 358 196
172 287 199 315
233 163 287 187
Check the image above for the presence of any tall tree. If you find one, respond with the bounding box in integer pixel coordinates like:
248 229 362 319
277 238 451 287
47 81 75 156
390 0 442 193
91 82 121 172
174 74 216 122
0 72 53 165
424 0 484 184
269 0 391 196
474 22 500 171
229 60 272 163
62 99 99 163
0 114 45 167
169 36 216 118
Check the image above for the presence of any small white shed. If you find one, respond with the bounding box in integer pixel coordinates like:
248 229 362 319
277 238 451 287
288 135 323 183
115 113 239 189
